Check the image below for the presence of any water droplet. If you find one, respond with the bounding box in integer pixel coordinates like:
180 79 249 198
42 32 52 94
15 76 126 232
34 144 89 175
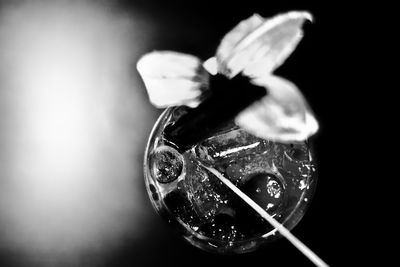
299 179 307 190
266 179 281 199
266 203 274 210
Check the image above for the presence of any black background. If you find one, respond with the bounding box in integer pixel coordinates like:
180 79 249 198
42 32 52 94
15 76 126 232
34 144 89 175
109 1 373 267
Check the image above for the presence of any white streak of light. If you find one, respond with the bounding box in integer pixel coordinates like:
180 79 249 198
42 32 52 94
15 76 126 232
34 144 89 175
216 142 260 157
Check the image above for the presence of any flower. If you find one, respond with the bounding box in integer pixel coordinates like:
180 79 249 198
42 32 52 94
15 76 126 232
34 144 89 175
137 11 318 143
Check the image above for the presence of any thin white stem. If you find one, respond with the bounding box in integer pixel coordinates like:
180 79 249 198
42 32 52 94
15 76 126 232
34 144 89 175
201 163 329 267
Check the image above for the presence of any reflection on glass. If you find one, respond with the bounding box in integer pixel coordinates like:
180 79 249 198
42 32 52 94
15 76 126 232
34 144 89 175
144 106 317 254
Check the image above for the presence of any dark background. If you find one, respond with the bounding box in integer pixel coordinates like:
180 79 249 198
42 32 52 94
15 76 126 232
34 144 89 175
109 1 370 267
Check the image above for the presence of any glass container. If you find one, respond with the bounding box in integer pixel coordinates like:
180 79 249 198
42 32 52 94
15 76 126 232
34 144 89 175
144 106 317 254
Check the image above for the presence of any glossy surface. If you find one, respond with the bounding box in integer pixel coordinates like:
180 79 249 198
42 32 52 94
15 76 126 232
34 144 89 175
144 106 317 253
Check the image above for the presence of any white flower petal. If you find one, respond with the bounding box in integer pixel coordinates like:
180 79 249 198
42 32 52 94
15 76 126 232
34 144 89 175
216 11 312 78
136 51 208 108
235 75 318 142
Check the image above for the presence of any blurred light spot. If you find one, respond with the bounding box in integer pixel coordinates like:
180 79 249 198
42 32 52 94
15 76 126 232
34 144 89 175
0 0 153 265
